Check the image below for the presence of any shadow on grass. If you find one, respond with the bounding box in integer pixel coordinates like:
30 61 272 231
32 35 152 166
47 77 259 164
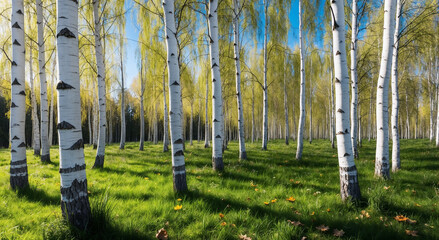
16 186 59 206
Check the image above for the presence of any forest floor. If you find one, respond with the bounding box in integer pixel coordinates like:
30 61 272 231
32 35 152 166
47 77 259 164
0 139 438 239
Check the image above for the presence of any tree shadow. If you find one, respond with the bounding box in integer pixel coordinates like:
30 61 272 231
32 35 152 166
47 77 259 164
16 186 59 206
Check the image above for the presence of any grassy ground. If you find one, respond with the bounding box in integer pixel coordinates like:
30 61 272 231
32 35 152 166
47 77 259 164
0 139 438 239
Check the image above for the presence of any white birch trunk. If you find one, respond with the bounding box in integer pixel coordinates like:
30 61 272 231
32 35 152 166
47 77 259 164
283 32 289 146
10 0 29 189
375 0 396 179
49 53 56 146
261 0 269 150
56 0 90 229
296 0 305 160
93 0 107 167
163 0 188 192
208 0 224 170
204 63 210 148
391 0 401 172
119 36 126 149
190 102 193 146
197 98 201 142
330 67 335 148
233 0 247 159
30 43 41 156
350 0 359 159
331 0 361 201
139 60 145 151
92 84 98 149
163 66 169 152
37 0 50 162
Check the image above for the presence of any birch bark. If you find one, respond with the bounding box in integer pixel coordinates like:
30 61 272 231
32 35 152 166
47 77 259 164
375 0 396 179
296 0 305 160
261 0 269 150
56 0 91 229
350 0 359 159
391 0 402 172
163 0 188 191
208 0 224 170
37 0 50 162
330 0 361 201
163 66 169 151
233 0 247 159
30 43 41 156
93 0 107 167
10 0 29 189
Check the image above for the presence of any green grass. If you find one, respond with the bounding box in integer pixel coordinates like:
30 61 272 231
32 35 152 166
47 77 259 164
0 139 438 239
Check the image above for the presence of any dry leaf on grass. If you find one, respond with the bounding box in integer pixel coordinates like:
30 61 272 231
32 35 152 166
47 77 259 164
333 229 345 237
239 234 252 240
405 230 418 237
156 228 168 240
316 225 330 232
287 220 304 226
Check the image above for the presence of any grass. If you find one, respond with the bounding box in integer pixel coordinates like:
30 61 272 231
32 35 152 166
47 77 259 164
0 139 438 239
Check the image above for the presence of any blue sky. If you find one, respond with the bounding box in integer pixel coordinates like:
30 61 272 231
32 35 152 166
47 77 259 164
122 0 325 88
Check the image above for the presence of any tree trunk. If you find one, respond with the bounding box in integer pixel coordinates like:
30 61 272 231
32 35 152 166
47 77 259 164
251 83 255 143
37 0 50 162
208 0 224 171
330 67 335 148
49 56 56 146
375 0 396 179
391 0 401 172
350 0 359 159
93 0 107 167
198 98 201 142
204 62 210 148
154 100 158 144
163 66 169 152
309 63 312 144
56 0 91 229
30 43 41 156
163 0 188 192
88 105 92 145
261 0 269 151
139 59 145 151
296 0 305 160
283 31 289 146
190 102 193 146
10 0 29 189
119 34 126 150
330 0 361 201
233 0 247 159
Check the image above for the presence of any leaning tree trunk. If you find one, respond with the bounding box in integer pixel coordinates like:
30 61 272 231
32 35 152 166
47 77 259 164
283 31 289 146
49 55 56 146
296 0 305 160
330 0 361 201
391 0 401 172
375 0 396 179
10 0 29 189
93 0 107 167
163 0 188 192
233 0 247 159
119 37 126 150
204 62 210 148
56 0 91 229
139 61 145 151
350 0 359 159
37 0 50 162
163 66 169 152
208 0 224 171
30 44 41 156
261 0 269 151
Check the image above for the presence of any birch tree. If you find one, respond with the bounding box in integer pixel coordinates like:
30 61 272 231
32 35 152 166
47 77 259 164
119 26 126 150
296 0 305 160
330 0 361 201
56 0 91 229
37 0 50 162
139 59 145 151
10 0 29 189
350 0 359 159
261 0 269 150
391 0 402 172
375 0 396 179
233 0 247 159
163 0 188 192
208 0 224 170
29 42 41 156
93 0 107 167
